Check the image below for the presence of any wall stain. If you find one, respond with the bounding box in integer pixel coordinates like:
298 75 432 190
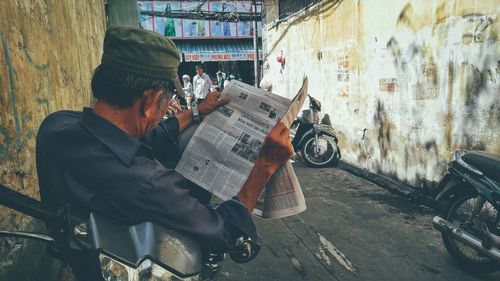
0 61 4 96
45 2 54 32
443 61 454 153
24 47 51 115
386 37 404 71
383 7 497 186
0 33 46 156
265 1 498 187
462 14 495 43
373 101 395 159
0 126 11 157
397 3 415 31
0 32 54 159
23 47 49 70
434 1 449 24
461 63 484 102
18 113 36 154
0 31 21 153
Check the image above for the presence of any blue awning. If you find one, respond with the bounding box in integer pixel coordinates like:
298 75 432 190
175 40 263 62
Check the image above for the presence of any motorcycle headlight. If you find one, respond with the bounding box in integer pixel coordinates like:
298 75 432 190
99 253 199 281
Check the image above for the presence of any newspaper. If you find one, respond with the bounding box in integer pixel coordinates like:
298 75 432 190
175 78 309 219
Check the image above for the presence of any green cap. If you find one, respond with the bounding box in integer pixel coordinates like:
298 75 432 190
101 26 185 97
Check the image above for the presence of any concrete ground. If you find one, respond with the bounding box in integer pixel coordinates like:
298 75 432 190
216 163 500 281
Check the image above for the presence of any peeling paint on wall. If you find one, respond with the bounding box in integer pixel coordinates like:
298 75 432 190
262 0 499 188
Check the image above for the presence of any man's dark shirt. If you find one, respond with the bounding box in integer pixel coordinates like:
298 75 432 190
36 108 257 251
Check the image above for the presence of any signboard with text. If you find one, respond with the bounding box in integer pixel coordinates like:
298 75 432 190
183 52 264 62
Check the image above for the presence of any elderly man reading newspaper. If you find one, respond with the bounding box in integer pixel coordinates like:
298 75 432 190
176 78 309 219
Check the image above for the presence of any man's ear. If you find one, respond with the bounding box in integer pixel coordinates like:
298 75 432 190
142 89 163 118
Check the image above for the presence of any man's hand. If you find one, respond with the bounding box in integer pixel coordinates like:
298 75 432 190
175 91 229 133
198 91 229 117
236 121 294 212
256 121 294 172
168 99 183 114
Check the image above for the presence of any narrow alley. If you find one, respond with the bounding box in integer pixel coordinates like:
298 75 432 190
218 163 500 281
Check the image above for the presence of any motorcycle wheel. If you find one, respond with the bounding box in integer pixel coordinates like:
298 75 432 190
442 192 500 273
301 135 339 168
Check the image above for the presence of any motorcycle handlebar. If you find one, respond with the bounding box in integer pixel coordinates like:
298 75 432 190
0 183 56 222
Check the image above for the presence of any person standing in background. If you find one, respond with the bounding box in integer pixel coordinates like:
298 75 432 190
216 71 225 92
193 64 212 104
224 74 234 88
235 73 243 82
182 74 194 109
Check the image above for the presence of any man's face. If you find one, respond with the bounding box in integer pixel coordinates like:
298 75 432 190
196 67 204 76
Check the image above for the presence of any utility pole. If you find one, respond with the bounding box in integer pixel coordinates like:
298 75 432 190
252 0 259 87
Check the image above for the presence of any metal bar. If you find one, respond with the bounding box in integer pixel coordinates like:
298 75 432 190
252 0 259 87
140 11 261 21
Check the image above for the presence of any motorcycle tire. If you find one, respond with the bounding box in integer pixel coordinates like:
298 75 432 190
301 135 339 168
441 191 500 273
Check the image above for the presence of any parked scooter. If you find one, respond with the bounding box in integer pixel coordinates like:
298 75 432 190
0 183 257 280
290 95 341 167
432 151 500 272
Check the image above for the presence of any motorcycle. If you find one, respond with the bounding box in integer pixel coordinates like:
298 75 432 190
0 183 256 281
290 95 341 168
431 150 500 272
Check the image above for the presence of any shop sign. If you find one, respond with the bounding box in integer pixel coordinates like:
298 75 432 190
183 52 263 62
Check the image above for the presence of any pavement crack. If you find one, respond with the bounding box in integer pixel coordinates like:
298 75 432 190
265 244 280 259
281 219 341 281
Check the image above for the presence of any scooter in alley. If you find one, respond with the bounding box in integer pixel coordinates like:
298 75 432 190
290 95 341 168
432 150 500 273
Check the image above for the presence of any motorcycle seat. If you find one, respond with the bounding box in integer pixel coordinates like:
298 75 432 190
462 151 500 182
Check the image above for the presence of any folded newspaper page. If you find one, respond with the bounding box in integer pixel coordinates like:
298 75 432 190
176 78 309 219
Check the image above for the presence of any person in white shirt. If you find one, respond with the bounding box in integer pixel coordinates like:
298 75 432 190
193 64 212 104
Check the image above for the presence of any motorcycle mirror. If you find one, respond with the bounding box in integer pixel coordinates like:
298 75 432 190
308 96 321 112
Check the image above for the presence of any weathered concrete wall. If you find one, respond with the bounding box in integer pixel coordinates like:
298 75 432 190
262 0 499 189
0 0 106 279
